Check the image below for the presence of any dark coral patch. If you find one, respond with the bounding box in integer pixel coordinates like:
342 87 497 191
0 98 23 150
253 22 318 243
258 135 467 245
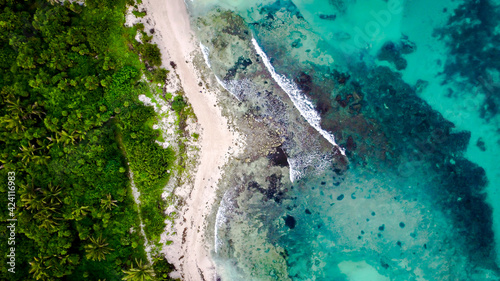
268 146 288 167
284 215 296 229
346 136 357 151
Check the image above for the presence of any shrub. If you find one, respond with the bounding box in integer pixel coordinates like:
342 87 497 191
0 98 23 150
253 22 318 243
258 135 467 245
171 95 187 114
132 10 146 18
135 23 144 31
141 43 161 67
152 68 168 83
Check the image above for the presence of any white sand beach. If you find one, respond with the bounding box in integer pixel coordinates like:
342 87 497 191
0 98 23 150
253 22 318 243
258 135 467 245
141 0 238 279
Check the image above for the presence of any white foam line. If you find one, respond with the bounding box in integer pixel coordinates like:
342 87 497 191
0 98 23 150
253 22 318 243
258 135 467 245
287 158 301 183
214 205 222 253
199 42 241 101
215 76 241 101
200 42 211 69
214 190 231 254
251 38 345 155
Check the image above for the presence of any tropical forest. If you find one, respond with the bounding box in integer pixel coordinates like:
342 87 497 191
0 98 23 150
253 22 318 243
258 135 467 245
0 0 183 280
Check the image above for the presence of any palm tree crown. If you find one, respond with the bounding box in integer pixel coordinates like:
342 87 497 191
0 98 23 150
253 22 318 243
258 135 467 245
122 259 155 281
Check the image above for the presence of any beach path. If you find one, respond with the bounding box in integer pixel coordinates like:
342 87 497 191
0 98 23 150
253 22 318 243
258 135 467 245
145 0 235 279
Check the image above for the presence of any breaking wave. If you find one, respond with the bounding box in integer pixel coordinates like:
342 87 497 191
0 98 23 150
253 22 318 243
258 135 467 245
215 76 242 101
200 42 211 68
214 190 233 254
251 37 345 156
287 152 333 182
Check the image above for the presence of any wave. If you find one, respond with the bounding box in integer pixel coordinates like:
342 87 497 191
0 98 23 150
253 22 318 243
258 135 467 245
215 76 242 101
287 151 333 182
286 158 302 183
214 190 233 254
200 42 242 101
251 37 345 156
200 42 211 68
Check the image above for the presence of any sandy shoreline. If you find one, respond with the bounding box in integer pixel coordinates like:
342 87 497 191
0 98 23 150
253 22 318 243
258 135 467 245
141 0 237 279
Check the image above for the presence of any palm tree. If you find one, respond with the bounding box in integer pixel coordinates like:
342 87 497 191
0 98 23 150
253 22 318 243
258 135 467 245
0 114 26 133
19 180 40 202
56 130 85 145
25 101 44 120
70 129 85 142
71 205 89 221
46 135 57 149
101 194 118 210
5 97 24 117
31 154 51 166
85 235 113 261
40 201 61 214
34 208 54 221
42 183 62 205
21 181 63 213
17 142 42 166
29 256 50 280
122 259 155 281
56 130 76 145
36 210 60 231
45 254 79 278
21 193 44 212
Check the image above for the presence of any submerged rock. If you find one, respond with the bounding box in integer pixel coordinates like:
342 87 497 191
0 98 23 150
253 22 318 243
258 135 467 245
284 215 296 229
476 137 486 151
318 14 336 20
268 146 289 167
377 41 408 71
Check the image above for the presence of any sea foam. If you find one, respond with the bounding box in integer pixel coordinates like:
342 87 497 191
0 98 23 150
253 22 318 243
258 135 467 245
251 38 345 155
287 151 333 182
215 76 242 101
199 42 242 101
214 190 233 254
200 42 211 68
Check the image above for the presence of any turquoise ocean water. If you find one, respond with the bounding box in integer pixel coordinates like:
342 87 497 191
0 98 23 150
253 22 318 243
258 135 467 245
187 0 500 280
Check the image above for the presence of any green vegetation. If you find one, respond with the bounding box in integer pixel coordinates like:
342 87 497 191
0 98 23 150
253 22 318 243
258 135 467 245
118 103 175 242
123 258 155 281
142 32 154 43
171 96 187 114
136 22 145 31
132 10 147 18
85 235 114 261
140 43 162 67
151 68 169 84
0 0 178 280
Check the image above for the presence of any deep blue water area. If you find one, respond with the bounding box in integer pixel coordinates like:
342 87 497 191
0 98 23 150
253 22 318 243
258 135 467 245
189 0 500 279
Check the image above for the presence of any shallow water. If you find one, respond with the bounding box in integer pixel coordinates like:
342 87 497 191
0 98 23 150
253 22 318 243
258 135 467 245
187 0 500 279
